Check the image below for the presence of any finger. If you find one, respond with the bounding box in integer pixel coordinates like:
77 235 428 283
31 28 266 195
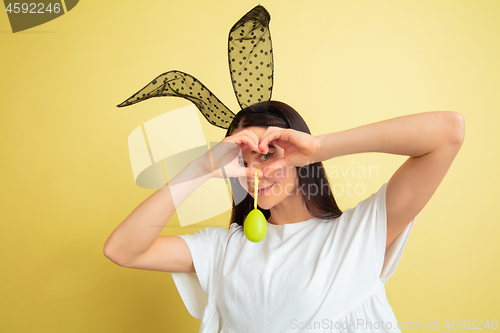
260 138 285 154
232 133 260 153
257 126 276 152
259 129 283 153
264 136 289 154
241 131 261 153
245 130 262 151
269 138 289 150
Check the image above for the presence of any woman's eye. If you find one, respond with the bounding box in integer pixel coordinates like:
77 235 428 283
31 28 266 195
260 152 275 161
240 147 275 167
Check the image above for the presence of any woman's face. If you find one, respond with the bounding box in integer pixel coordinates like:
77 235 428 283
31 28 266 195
230 126 299 210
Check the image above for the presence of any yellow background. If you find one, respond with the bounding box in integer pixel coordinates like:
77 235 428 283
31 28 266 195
1 0 499 331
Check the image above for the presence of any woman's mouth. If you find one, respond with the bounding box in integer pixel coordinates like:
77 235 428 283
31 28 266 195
257 185 274 195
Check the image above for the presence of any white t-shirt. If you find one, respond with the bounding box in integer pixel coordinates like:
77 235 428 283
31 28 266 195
171 182 415 332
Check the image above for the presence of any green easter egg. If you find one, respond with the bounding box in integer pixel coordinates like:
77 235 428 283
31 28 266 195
244 208 268 243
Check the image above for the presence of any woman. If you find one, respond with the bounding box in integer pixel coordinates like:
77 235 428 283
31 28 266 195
104 100 465 332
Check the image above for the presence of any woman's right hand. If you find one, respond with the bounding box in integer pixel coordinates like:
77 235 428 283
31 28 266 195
195 129 264 179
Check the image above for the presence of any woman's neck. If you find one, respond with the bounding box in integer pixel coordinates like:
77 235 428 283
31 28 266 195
267 193 315 225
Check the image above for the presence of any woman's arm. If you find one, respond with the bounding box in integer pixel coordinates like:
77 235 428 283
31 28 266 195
103 161 213 267
316 111 465 249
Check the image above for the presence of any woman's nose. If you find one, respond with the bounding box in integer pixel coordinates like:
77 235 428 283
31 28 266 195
249 163 268 177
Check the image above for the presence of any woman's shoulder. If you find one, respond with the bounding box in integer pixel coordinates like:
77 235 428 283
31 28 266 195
181 225 232 244
207 224 244 240
227 222 244 232
181 224 243 246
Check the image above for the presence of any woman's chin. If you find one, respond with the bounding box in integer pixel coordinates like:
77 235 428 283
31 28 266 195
253 198 275 210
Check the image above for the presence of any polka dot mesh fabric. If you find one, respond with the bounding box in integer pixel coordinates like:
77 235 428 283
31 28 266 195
117 70 235 129
117 5 274 130
228 5 273 110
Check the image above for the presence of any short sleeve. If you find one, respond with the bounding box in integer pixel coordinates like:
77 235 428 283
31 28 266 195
170 227 228 319
344 182 416 285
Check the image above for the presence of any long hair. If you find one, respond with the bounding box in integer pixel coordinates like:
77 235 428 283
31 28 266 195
222 100 343 248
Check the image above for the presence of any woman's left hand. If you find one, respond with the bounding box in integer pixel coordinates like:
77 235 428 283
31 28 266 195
258 126 322 177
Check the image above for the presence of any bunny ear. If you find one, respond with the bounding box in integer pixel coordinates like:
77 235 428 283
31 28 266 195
117 70 236 129
228 5 274 110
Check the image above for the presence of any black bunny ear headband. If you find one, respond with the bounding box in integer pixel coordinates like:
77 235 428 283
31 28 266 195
117 5 275 130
